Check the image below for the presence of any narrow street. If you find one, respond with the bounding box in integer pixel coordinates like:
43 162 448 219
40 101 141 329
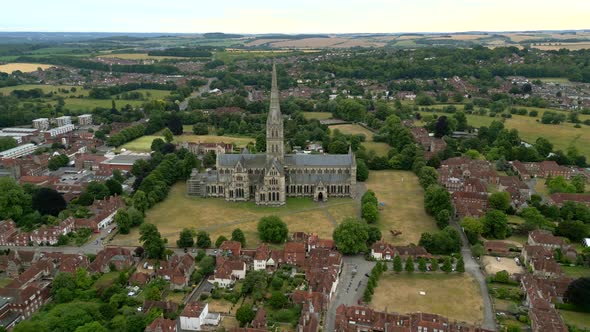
178 77 216 111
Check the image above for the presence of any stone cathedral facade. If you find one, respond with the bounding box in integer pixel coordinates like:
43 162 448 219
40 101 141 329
187 65 356 206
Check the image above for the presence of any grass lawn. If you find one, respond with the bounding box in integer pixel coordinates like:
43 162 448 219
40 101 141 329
114 89 171 99
120 133 255 152
302 112 332 120
534 180 551 199
64 98 145 112
93 272 119 290
366 170 438 245
559 310 590 330
371 273 484 324
462 113 590 158
0 84 88 97
328 123 390 156
111 182 356 247
166 291 187 304
562 265 590 278
507 215 525 225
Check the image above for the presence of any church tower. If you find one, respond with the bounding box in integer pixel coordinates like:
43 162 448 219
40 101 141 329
266 64 284 162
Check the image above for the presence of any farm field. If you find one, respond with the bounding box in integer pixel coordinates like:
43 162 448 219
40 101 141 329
365 170 438 245
120 133 255 152
532 42 590 51
110 182 356 247
114 88 171 99
0 84 88 97
371 273 484 324
0 63 53 73
302 112 332 120
96 53 185 60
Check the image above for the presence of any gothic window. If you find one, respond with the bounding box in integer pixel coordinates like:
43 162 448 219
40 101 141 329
260 194 264 201
230 190 234 198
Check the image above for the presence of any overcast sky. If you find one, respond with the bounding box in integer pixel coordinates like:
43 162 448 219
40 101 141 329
2 0 589 33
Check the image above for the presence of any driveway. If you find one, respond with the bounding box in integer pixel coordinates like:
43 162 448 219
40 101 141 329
324 255 375 331
451 220 497 331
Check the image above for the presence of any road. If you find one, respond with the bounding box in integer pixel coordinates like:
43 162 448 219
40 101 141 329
178 78 216 111
324 256 375 332
451 219 497 331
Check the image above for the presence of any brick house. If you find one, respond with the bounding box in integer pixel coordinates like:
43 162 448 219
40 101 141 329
145 317 177 332
370 241 430 261
209 257 246 288
284 242 306 266
548 193 590 207
30 217 75 245
0 220 18 246
219 240 242 257
156 254 195 290
89 247 135 273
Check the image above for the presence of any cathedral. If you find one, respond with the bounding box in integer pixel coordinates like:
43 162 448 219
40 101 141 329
186 65 357 206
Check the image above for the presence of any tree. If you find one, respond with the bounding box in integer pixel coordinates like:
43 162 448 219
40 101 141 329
393 255 403 273
565 277 590 309
556 220 589 242
356 159 369 182
362 202 379 223
168 114 183 135
434 116 451 138
105 179 123 196
258 216 288 244
151 138 165 152
177 228 194 248
0 137 17 151
424 185 452 218
483 210 508 239
418 257 427 272
571 175 586 193
132 190 149 213
495 270 510 283
236 304 256 327
430 258 439 271
75 322 108 332
231 228 246 247
0 178 31 223
405 257 414 272
86 181 110 200
461 217 484 244
456 255 465 273
162 128 174 143
192 123 208 135
489 192 511 212
196 231 211 248
127 207 144 227
435 209 451 228
332 217 369 255
48 154 69 171
215 235 228 248
32 187 66 216
534 137 553 157
367 225 382 246
418 166 438 189
114 209 132 234
547 176 576 194
269 291 288 309
139 223 166 259
419 227 462 255
441 257 452 273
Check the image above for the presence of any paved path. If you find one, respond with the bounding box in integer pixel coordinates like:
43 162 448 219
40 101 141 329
324 256 375 332
451 219 497 331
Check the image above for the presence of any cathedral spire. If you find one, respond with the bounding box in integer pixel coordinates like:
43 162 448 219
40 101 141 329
268 63 282 123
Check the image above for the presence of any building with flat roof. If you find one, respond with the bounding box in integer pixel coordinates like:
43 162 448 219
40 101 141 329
77 114 92 126
32 118 49 131
55 116 72 127
100 152 151 172
0 144 37 159
44 124 75 138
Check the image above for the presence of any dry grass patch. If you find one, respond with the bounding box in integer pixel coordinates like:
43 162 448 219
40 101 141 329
482 256 524 276
166 291 187 304
533 42 590 51
0 63 53 73
371 273 484 324
207 299 234 314
326 201 359 224
302 112 332 121
363 141 390 157
366 170 437 245
120 134 254 152
111 182 355 247
329 124 375 140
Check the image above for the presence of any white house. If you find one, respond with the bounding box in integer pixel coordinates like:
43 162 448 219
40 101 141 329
180 302 220 331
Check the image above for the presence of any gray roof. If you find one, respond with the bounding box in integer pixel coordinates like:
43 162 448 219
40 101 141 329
104 154 151 165
287 173 351 184
217 154 267 168
285 154 353 167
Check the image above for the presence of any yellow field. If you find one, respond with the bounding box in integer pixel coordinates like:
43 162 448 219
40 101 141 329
366 170 438 245
97 53 184 60
302 112 332 120
532 42 590 51
0 63 53 73
371 273 484 324
110 182 357 247
329 124 375 139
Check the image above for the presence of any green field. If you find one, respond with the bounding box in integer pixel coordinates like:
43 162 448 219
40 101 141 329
328 123 389 156
562 265 590 278
0 84 88 97
114 89 171 100
120 133 255 152
302 112 332 120
371 273 484 324
111 182 356 247
63 98 145 112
